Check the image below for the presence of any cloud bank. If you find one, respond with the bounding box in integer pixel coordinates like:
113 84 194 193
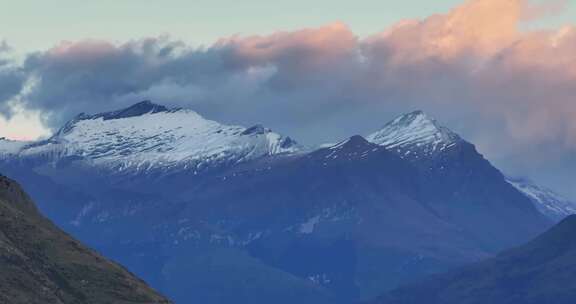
0 42 26 114
1 0 575 195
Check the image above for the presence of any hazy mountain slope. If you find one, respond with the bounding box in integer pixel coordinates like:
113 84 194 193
161 246 336 304
0 175 170 304
372 214 576 304
158 135 548 301
508 178 576 222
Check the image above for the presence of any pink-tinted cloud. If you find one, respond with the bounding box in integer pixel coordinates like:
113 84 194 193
16 0 576 147
220 22 357 66
356 0 576 150
369 0 523 61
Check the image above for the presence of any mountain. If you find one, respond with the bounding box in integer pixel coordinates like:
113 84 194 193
152 130 547 302
12 100 301 174
366 110 460 161
366 111 574 222
371 214 576 304
0 100 302 220
508 178 576 222
367 111 550 251
0 104 552 303
0 174 170 304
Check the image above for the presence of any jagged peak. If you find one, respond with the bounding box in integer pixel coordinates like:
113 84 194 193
308 135 395 164
25 100 302 168
53 101 193 137
329 135 372 150
241 124 271 135
314 135 382 159
367 110 461 157
80 100 178 121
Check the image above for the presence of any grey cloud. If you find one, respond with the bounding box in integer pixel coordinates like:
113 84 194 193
0 42 26 116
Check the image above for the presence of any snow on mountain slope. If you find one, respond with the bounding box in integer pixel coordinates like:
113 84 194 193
320 136 381 161
366 111 461 159
508 178 576 222
16 101 301 172
0 138 29 157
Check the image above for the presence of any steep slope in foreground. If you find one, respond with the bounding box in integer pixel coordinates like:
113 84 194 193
0 175 170 304
373 215 576 304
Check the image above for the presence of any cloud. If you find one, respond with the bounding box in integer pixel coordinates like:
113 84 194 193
523 0 568 21
22 38 231 126
2 0 576 195
0 104 49 141
19 26 366 136
368 0 523 60
0 41 26 115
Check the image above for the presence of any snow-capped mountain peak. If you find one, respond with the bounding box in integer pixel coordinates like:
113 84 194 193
82 100 172 121
16 101 302 173
366 110 461 158
55 101 178 137
328 135 373 152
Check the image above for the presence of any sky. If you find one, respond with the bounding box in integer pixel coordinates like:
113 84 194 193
2 0 574 52
0 0 575 199
0 0 472 51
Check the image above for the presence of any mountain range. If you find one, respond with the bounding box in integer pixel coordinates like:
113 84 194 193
0 101 572 303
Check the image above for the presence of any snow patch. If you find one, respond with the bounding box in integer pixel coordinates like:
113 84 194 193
508 178 576 221
299 216 321 234
367 111 460 158
12 103 302 173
